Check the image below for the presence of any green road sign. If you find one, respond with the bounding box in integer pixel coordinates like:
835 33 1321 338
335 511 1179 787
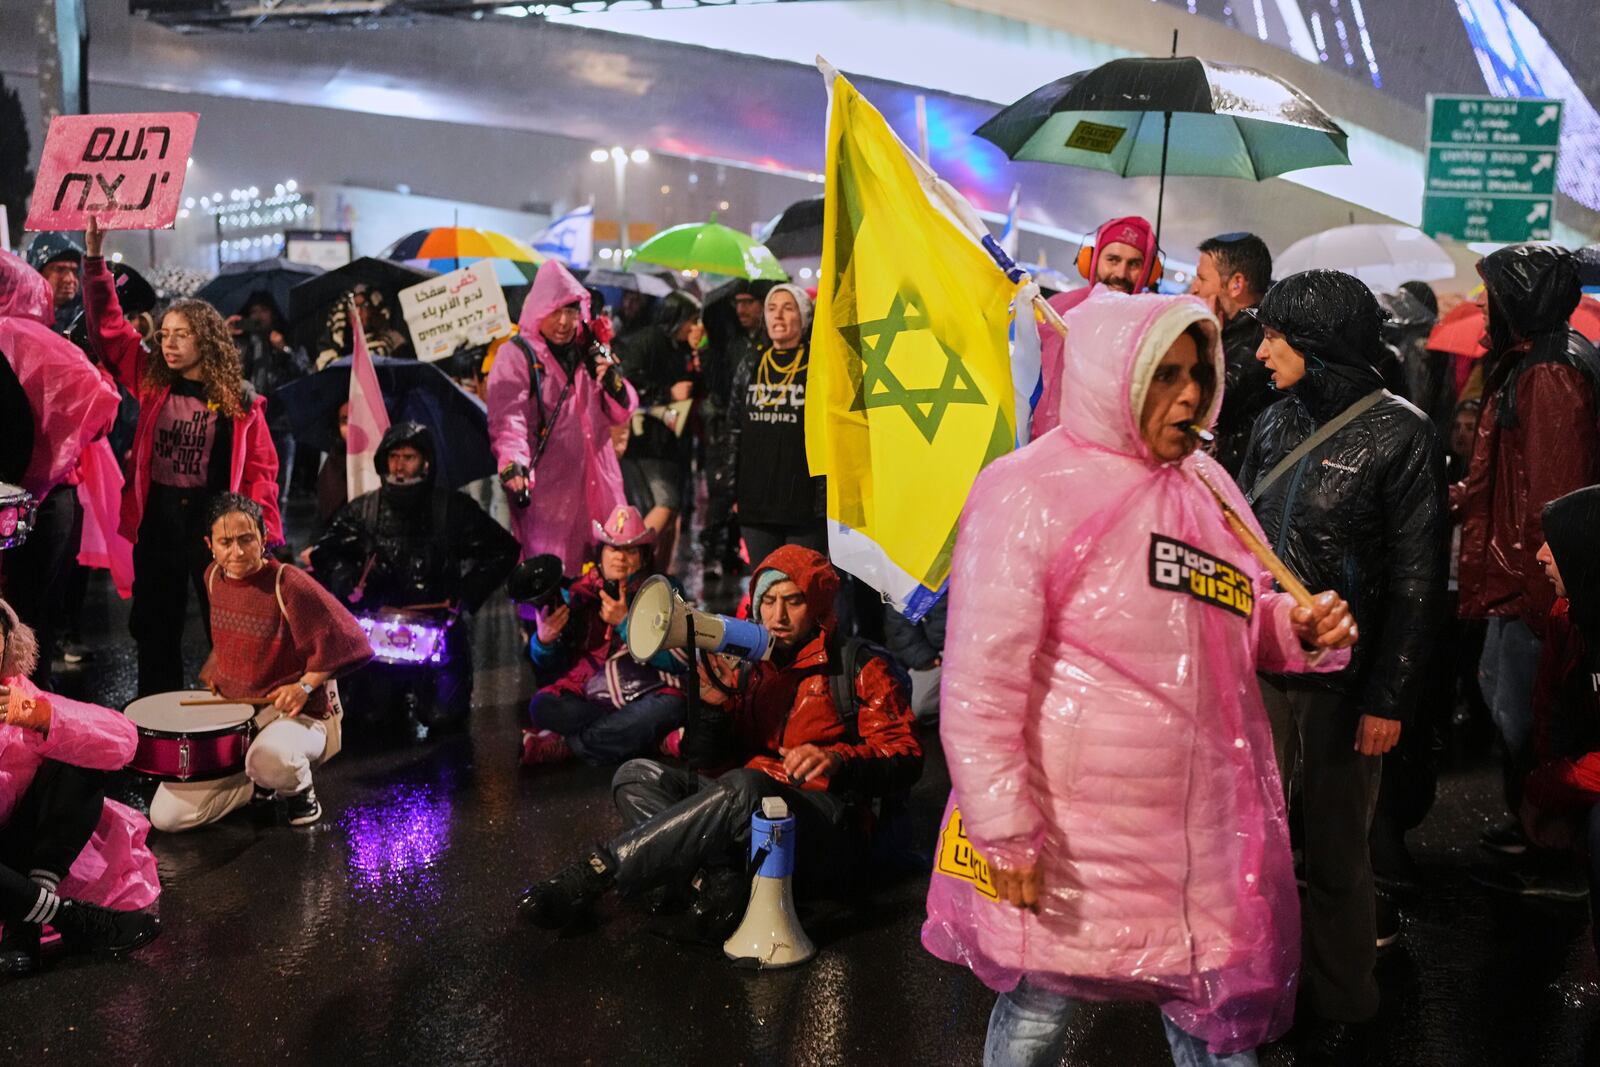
1423 95 1562 244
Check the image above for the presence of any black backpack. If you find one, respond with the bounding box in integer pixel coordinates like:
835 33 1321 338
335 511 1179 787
827 635 913 739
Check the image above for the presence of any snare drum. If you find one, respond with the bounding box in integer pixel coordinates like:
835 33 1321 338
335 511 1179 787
356 610 452 666
124 690 255 782
0 482 36 551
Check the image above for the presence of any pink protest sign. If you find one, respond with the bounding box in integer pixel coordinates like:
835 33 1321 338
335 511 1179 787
25 111 199 231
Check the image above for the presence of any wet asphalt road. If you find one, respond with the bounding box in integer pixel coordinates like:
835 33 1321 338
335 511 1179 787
3 509 1599 1066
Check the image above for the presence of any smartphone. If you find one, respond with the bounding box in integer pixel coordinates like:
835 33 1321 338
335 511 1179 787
602 579 621 600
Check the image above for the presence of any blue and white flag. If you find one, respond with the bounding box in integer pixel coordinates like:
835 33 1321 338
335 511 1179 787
531 204 594 270
999 184 1020 260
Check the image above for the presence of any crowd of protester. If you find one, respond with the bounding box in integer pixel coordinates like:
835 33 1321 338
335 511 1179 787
0 206 1597 1067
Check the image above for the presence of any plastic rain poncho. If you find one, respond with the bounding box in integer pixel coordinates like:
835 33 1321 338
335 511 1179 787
922 291 1349 1054
486 261 637 572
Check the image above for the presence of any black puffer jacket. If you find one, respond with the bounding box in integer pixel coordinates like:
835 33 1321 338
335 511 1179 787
1211 307 1280 478
310 422 519 612
1240 271 1449 722
616 291 701 466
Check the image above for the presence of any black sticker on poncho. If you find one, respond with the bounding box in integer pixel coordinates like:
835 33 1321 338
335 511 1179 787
1148 534 1253 619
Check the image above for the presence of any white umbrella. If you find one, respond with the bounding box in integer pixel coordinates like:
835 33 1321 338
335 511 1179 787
1275 225 1456 293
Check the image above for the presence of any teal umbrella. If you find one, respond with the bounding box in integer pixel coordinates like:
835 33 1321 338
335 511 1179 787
975 44 1350 243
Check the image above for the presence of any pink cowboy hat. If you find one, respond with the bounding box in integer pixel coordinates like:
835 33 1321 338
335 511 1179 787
593 505 658 548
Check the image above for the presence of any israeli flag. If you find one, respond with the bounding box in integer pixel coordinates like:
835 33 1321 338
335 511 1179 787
531 204 594 270
999 184 1020 260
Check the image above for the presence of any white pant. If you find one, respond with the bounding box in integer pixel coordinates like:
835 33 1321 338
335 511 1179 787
149 717 328 834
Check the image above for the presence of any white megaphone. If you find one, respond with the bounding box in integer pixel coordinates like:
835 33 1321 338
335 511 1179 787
724 796 815 969
625 575 775 663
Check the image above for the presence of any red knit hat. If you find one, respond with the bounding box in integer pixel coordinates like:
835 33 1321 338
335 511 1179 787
1093 216 1158 290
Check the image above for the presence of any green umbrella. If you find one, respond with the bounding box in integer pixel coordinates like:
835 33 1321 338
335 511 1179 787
629 219 788 282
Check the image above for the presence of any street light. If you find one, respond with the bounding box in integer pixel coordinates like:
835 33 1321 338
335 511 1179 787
595 145 650 255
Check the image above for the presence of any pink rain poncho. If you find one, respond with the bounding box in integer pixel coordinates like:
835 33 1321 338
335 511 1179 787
486 261 637 571
0 252 120 499
923 291 1349 1054
0 677 160 913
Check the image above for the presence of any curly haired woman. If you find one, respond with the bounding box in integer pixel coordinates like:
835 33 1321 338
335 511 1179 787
81 218 282 696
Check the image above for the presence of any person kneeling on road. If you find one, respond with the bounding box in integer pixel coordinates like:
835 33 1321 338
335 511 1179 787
149 494 372 832
520 505 690 767
518 544 923 932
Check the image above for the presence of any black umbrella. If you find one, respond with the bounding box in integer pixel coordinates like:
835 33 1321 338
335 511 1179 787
286 255 438 356
274 355 494 488
106 262 158 317
974 34 1349 243
196 258 324 319
757 196 824 260
287 257 437 340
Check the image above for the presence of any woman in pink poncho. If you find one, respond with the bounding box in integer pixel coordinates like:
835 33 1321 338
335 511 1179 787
923 292 1358 1064
487 261 637 579
0 598 160 973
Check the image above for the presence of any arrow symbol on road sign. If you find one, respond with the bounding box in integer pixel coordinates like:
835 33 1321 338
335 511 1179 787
1532 154 1554 174
1527 202 1550 224
1537 105 1560 127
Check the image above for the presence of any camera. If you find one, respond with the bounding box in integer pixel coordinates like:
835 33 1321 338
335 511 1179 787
499 461 530 509
507 554 570 610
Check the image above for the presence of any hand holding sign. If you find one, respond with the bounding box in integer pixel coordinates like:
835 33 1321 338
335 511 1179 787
27 112 199 232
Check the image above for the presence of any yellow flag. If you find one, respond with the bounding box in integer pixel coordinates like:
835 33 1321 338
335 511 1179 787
808 71 1020 620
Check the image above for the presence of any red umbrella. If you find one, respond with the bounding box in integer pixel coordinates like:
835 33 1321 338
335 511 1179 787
1427 294 1600 358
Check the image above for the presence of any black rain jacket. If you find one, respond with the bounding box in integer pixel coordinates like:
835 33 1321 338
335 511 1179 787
1241 271 1449 722
310 422 518 612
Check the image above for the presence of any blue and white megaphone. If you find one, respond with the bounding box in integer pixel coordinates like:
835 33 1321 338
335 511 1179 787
624 575 774 663
724 796 815 968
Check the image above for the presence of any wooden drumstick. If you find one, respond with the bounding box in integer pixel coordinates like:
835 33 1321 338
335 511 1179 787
179 696 274 706
1190 466 1316 610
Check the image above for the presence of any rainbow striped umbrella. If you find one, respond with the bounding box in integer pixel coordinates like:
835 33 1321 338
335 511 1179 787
381 227 546 287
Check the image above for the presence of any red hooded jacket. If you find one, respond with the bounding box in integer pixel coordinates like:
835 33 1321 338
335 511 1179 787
1453 247 1600 627
82 257 283 546
690 544 922 795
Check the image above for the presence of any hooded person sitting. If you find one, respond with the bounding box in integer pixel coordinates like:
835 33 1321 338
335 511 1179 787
922 291 1359 1065
0 597 161 974
518 544 923 932
519 504 690 767
309 422 519 733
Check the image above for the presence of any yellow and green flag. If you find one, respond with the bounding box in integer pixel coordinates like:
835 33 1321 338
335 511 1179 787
808 70 1023 622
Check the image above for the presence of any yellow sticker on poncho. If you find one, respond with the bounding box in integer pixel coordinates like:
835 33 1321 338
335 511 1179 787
936 805 998 899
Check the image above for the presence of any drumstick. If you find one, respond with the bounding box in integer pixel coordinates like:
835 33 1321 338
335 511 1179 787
179 696 275 706
1190 466 1316 610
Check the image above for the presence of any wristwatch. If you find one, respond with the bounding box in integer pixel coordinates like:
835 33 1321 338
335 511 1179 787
298 682 316 696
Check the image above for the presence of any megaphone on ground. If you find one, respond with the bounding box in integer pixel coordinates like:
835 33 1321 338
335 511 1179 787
724 796 815 969
625 575 774 663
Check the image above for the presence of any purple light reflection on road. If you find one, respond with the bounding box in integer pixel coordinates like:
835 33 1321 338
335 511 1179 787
341 784 453 896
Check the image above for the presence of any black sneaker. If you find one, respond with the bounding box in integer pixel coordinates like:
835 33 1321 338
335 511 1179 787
281 788 322 827
1479 819 1530 856
52 900 161 955
518 851 615 930
0 922 40 975
1470 864 1590 902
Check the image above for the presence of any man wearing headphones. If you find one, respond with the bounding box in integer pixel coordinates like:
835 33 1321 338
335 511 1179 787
1031 216 1162 439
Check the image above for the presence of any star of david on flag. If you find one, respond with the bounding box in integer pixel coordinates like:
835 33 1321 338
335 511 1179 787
807 67 1031 622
